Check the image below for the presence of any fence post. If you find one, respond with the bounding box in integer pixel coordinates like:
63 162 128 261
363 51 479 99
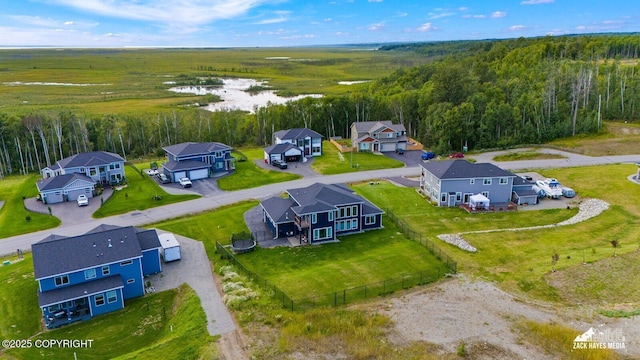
343 289 347 305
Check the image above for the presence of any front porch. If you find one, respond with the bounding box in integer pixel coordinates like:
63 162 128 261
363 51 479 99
45 304 91 329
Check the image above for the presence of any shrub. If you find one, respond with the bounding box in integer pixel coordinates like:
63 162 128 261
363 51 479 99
25 215 31 222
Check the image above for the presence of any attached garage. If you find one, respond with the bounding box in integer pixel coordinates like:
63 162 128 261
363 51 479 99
380 143 396 152
36 173 95 205
66 187 93 201
264 143 303 164
43 191 64 204
162 159 212 183
171 171 186 182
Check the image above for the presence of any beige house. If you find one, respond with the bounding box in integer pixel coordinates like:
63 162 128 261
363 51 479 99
350 121 407 152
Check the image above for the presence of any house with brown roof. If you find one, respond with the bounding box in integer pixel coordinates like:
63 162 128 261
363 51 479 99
350 121 407 153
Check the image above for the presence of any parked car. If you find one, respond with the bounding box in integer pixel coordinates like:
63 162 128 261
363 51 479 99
76 194 89 207
421 151 436 160
395 148 404 155
145 168 158 176
179 177 193 188
449 152 465 159
272 159 288 169
157 173 170 184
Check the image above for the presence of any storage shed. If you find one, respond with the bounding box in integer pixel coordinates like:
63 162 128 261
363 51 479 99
158 233 181 262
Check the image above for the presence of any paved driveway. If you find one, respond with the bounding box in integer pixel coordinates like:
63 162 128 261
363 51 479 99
145 231 236 336
383 150 426 167
23 188 114 226
254 157 320 178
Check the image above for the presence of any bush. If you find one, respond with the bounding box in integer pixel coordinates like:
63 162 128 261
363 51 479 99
25 215 31 222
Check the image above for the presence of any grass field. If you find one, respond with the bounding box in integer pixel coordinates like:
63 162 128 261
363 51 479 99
0 175 60 239
0 48 428 115
92 165 199 218
492 150 567 161
311 141 404 175
217 148 301 191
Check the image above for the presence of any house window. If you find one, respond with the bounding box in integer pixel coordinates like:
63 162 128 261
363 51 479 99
115 163 120 169
95 294 105 306
85 268 96 280
464 193 473 203
339 207 345 218
109 164 115 170
311 213 317 224
456 192 462 202
440 193 447 202
313 227 332 240
54 275 69 287
352 205 358 217
499 177 508 185
312 146 321 153
351 219 358 229
482 191 489 198
102 266 110 276
328 211 333 221
387 133 393 138
106 290 117 304
127 279 135 284
90 168 97 176
48 304 61 312
483 178 492 185
470 179 475 185
365 215 376 225
120 260 133 266
215 151 222 158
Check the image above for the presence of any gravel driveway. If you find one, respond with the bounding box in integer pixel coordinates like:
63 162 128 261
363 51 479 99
144 231 236 336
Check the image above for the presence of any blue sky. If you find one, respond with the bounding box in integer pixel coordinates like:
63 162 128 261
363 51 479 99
1 0 639 47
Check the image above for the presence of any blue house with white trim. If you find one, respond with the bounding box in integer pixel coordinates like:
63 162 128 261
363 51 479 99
161 142 234 182
260 183 383 244
32 225 162 329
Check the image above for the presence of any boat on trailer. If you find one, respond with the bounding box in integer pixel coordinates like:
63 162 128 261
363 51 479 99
536 178 563 199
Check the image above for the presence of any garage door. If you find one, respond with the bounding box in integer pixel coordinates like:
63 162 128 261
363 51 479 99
67 188 92 201
188 168 209 180
44 191 64 204
381 143 396 152
172 171 186 182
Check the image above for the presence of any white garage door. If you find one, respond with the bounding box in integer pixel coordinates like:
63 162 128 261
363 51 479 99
381 143 396 152
172 171 186 182
44 191 64 204
67 188 92 201
188 168 209 180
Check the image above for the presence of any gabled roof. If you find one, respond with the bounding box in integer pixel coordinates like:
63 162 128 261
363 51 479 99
352 121 406 134
163 142 231 157
32 226 143 280
86 224 161 251
56 151 124 169
162 160 210 171
37 173 94 192
273 128 323 141
264 143 303 155
260 197 297 224
421 160 516 180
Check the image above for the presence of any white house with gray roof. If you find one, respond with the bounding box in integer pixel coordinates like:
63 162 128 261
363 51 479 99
351 121 407 153
420 160 517 207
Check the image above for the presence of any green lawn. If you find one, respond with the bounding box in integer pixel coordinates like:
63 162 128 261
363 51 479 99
239 220 447 299
5 284 215 360
152 200 258 257
492 151 566 161
311 141 405 175
92 165 199 218
0 254 40 339
0 175 61 239
217 147 301 191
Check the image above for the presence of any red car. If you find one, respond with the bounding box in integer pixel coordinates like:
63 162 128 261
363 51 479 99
449 152 465 159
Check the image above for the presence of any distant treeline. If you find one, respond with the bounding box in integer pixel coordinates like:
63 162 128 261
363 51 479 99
1 34 639 176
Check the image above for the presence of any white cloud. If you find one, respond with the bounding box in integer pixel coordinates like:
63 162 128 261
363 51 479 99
428 11 455 20
462 14 486 19
417 22 438 32
459 7 468 11
521 0 554 4
367 22 385 31
396 12 408 17
575 20 627 32
509 25 526 31
368 0 383 2
49 0 275 25
491 11 507 18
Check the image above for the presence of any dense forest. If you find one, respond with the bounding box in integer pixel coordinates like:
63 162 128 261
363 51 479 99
1 34 640 177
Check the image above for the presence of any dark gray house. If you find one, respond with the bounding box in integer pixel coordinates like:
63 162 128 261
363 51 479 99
420 160 517 207
162 142 234 182
263 143 304 165
272 128 323 158
260 183 384 244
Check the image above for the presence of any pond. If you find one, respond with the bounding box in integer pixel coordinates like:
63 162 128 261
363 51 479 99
168 78 322 113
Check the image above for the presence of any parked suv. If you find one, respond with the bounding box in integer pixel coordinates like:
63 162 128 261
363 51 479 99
272 159 288 169
76 194 89 207
157 173 171 184
421 151 436 160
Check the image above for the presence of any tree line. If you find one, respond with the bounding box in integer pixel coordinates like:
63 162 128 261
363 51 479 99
0 34 639 178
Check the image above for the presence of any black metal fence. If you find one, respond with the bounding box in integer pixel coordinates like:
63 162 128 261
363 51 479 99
385 209 458 273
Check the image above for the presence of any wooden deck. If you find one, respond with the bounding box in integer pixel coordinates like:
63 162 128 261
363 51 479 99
460 202 518 213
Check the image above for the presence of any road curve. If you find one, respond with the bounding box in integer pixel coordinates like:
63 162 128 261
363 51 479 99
1 149 639 256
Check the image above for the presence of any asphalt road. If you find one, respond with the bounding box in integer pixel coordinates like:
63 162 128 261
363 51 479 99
2 148 639 256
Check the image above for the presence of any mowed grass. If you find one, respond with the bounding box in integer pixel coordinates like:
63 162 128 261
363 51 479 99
0 175 60 239
217 148 301 191
238 219 447 298
6 284 216 360
492 150 566 161
311 141 404 175
549 121 640 156
151 200 258 257
92 165 199 218
0 254 40 339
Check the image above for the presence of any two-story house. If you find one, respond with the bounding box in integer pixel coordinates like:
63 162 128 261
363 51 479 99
420 160 517 207
272 128 323 158
38 151 125 204
32 225 162 329
350 121 407 153
260 183 383 244
161 142 234 182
